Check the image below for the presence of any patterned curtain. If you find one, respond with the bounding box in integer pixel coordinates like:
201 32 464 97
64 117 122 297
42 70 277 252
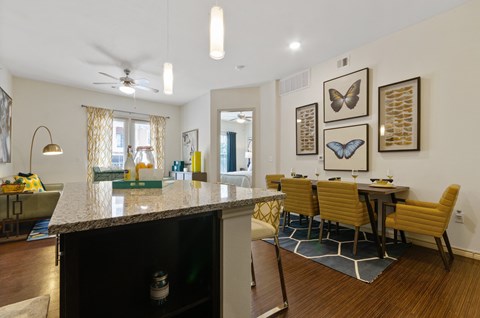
86 106 113 183
150 115 167 171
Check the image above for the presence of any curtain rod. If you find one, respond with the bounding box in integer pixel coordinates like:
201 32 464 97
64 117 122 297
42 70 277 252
81 105 170 119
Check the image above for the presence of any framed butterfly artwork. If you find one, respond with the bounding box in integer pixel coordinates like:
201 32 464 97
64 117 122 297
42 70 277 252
378 77 420 152
323 68 369 123
323 124 369 171
296 103 318 155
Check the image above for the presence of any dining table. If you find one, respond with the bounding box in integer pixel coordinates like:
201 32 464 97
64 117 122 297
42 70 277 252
272 179 409 258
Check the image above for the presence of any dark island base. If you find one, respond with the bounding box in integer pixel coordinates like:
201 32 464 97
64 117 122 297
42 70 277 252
60 211 220 318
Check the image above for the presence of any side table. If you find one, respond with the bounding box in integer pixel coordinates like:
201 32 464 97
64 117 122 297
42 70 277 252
1 191 33 238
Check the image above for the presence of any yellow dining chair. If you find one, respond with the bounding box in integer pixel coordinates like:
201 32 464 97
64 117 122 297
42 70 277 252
251 199 288 317
265 174 285 190
281 178 319 239
316 181 374 255
384 184 460 271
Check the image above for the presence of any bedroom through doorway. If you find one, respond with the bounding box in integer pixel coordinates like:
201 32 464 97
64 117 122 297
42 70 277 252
219 110 253 188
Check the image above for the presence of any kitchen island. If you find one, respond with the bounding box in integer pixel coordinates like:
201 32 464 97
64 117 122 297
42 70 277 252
49 180 285 318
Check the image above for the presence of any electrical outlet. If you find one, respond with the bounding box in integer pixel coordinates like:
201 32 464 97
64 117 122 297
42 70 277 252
455 210 464 223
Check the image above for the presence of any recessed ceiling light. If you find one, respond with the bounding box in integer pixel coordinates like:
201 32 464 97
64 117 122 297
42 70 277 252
289 41 301 50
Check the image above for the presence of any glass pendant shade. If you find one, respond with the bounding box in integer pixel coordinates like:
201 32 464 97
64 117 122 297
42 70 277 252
210 6 225 60
163 62 173 95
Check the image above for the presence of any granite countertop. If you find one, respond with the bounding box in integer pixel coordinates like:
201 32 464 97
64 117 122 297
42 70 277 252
49 180 285 234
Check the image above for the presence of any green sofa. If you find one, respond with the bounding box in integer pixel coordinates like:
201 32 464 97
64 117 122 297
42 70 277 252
0 183 63 220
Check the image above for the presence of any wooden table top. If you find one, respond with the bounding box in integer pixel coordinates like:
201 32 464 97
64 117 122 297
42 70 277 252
272 179 409 195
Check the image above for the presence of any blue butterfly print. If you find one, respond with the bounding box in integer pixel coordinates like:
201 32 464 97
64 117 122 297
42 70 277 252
326 139 365 159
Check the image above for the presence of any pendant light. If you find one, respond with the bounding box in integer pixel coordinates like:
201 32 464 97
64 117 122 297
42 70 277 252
163 0 173 95
209 5 225 60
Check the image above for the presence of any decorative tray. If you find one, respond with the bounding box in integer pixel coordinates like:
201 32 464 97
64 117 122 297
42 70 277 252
369 183 396 188
112 180 172 189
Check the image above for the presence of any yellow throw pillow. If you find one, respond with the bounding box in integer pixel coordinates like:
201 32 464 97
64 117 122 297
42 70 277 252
14 174 45 192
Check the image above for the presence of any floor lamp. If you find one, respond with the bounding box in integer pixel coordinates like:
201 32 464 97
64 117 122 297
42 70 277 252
29 125 63 173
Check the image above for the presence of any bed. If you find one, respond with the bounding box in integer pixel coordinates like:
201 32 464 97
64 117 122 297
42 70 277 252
220 171 252 188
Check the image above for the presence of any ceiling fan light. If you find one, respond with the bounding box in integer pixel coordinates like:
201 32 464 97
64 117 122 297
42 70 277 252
236 118 246 124
210 6 225 60
163 62 173 95
119 85 135 95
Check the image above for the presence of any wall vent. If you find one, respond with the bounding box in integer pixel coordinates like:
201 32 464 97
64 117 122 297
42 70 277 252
279 69 310 95
337 56 350 68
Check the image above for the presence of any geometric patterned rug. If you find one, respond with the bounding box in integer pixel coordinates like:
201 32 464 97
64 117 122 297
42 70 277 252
27 219 55 242
264 214 410 283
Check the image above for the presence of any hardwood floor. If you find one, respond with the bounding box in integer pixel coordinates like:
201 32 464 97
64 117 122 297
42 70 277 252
1 239 479 317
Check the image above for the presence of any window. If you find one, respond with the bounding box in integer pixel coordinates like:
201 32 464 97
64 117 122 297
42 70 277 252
219 132 227 173
112 117 151 168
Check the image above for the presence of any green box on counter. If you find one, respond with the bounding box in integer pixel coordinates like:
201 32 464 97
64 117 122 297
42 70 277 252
112 180 168 189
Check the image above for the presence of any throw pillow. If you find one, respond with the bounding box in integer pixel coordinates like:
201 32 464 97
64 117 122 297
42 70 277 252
14 174 46 192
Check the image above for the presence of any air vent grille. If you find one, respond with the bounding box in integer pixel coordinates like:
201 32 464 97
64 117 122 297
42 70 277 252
279 69 310 95
337 56 349 68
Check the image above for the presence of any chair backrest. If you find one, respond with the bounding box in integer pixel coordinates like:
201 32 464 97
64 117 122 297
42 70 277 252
316 181 369 226
280 178 318 216
253 199 283 233
438 184 461 229
265 174 285 190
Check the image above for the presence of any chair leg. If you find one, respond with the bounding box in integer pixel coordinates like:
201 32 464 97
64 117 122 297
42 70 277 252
328 220 331 233
282 211 289 231
336 222 339 234
307 217 313 240
251 251 256 287
353 226 360 255
257 236 289 318
393 230 398 244
443 232 455 263
400 230 407 243
319 219 324 243
435 237 451 271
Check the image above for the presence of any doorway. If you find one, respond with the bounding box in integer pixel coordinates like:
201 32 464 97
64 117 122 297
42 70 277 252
219 110 253 187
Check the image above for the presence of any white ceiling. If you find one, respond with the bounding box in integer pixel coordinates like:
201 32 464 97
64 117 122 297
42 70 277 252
0 0 469 106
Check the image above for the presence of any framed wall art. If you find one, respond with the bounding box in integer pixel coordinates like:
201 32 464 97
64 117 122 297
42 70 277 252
378 77 420 152
182 129 198 165
296 103 318 155
323 68 369 123
324 124 368 171
0 86 12 163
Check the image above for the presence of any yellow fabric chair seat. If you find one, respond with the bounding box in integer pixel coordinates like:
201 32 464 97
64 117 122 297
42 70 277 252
251 218 276 241
384 184 460 271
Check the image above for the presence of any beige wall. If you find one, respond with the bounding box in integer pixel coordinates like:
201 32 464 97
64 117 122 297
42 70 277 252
181 93 211 176
279 1 480 252
12 77 181 183
0 65 13 177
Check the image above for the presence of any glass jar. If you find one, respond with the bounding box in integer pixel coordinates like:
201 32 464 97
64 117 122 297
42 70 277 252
150 270 169 306
134 146 155 180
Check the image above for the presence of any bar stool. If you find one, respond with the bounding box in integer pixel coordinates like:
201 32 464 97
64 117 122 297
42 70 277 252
251 199 288 317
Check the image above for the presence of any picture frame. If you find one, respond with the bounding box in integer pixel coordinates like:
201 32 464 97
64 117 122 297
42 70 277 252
323 124 369 171
182 129 198 165
0 86 12 163
323 68 369 123
296 103 318 155
378 77 420 152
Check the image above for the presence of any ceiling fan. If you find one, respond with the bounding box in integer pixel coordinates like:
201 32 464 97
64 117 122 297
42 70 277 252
231 112 252 123
93 69 159 95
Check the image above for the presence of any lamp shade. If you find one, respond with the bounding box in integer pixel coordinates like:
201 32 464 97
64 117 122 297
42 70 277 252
209 6 225 60
30 125 63 173
43 143 63 155
163 62 173 95
119 85 135 95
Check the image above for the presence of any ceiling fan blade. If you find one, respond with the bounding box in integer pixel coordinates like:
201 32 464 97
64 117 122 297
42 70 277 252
135 85 159 93
99 72 119 81
134 78 150 86
93 82 118 85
